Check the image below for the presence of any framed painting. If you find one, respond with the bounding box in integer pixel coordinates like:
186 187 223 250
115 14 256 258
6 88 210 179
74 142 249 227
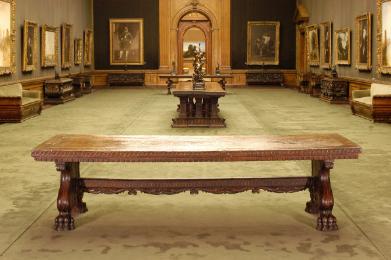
22 20 38 72
307 25 320 66
109 18 144 65
84 29 93 66
320 22 332 69
41 25 58 68
356 13 372 71
74 38 82 65
335 28 351 65
61 23 72 69
246 21 280 65
183 42 205 59
377 0 391 74
0 0 16 75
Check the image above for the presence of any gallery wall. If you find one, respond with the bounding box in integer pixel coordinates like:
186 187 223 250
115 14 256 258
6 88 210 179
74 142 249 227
231 0 297 70
300 0 390 81
0 0 93 83
93 0 159 70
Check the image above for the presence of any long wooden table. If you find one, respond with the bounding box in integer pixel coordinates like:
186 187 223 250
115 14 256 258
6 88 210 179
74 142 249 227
159 74 233 94
31 134 361 232
172 82 226 128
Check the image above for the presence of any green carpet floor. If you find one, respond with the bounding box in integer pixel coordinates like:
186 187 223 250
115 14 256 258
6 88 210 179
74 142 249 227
0 87 390 259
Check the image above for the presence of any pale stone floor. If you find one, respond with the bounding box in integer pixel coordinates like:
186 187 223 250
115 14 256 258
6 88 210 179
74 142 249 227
0 87 390 259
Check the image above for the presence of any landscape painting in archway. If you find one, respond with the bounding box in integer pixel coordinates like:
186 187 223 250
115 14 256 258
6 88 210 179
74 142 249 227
183 42 205 58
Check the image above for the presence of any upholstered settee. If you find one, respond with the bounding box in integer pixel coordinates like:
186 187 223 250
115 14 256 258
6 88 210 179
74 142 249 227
350 83 391 123
0 83 42 123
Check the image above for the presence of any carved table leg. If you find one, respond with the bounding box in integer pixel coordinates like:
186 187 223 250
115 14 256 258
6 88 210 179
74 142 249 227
210 97 219 118
305 160 321 214
179 97 188 118
54 162 87 231
218 78 227 90
195 97 203 118
308 160 338 231
72 162 88 215
166 79 173 95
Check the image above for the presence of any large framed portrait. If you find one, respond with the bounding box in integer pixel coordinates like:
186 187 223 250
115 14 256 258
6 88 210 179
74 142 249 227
61 23 72 69
356 13 372 71
307 25 320 66
109 18 144 65
246 21 280 65
41 25 59 68
0 0 16 75
84 29 93 66
335 28 351 65
74 38 82 65
22 20 38 72
320 22 332 69
377 0 391 74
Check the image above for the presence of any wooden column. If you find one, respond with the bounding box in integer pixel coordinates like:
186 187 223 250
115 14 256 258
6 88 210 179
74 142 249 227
179 97 188 118
159 0 171 71
220 0 231 71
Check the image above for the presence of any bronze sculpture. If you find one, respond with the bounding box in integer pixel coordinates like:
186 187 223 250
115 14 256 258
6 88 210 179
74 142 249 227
192 44 206 90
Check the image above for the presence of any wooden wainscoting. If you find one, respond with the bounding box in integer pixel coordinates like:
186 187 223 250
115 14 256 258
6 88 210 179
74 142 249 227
227 69 297 88
91 70 164 87
283 70 298 88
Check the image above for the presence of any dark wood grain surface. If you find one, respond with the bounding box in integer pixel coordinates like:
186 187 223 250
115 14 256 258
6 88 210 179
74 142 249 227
172 82 226 96
159 74 233 79
32 134 361 162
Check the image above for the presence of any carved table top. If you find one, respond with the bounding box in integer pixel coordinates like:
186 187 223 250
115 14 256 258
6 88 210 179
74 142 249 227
32 134 361 163
172 82 226 96
159 74 233 79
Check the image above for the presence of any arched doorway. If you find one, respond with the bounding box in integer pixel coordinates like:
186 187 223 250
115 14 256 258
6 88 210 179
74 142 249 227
177 12 212 74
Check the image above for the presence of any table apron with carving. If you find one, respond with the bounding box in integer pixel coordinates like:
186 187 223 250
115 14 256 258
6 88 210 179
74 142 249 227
32 134 361 232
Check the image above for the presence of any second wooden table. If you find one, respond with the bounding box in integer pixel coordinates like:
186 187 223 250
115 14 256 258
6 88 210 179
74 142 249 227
172 82 226 128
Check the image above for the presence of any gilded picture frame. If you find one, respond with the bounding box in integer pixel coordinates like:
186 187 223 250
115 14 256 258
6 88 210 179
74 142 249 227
22 20 38 72
377 0 391 74
335 28 351 65
109 18 145 65
74 38 82 65
0 0 16 75
61 23 72 69
307 25 320 66
320 22 332 69
41 24 59 68
246 21 280 65
356 13 372 71
84 29 93 66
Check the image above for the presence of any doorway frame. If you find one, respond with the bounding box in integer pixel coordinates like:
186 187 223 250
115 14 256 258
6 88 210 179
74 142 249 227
177 20 212 74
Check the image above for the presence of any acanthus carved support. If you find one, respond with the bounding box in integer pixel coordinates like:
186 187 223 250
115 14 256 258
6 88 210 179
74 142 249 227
54 162 87 231
315 160 338 231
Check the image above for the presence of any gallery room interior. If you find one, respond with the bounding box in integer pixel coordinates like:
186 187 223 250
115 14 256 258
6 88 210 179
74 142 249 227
0 0 391 259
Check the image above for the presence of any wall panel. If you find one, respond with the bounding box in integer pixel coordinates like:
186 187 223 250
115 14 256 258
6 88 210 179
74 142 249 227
231 0 297 70
0 0 93 83
93 0 159 70
300 0 391 81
